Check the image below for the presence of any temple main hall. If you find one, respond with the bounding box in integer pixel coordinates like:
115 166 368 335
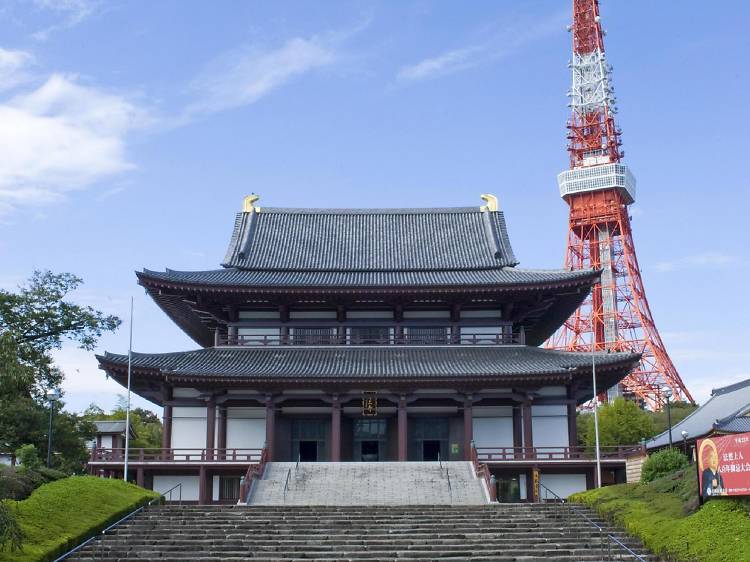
91 194 639 504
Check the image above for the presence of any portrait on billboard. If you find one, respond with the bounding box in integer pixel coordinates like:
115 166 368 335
697 432 750 499
698 439 725 497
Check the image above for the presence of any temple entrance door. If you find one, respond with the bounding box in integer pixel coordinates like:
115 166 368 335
291 419 329 462
497 475 521 503
422 440 441 461
298 441 318 462
353 419 387 461
360 441 379 461
410 417 449 461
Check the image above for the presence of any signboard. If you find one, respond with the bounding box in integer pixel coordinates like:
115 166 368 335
697 432 750 498
361 392 378 416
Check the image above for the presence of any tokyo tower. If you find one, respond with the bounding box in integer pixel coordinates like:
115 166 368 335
549 0 693 409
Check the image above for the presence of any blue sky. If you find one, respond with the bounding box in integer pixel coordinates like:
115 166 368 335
1 1 748 414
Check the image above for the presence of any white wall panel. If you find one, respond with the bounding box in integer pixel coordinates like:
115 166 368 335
472 417 514 448
153 475 200 502
226 418 266 450
531 416 569 449
172 406 207 451
100 435 113 448
539 473 587 499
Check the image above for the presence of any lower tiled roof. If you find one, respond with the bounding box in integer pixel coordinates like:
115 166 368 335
98 346 637 381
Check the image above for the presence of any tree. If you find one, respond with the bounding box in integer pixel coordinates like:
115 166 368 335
651 401 699 436
0 270 120 398
83 398 163 450
578 397 655 448
0 271 119 473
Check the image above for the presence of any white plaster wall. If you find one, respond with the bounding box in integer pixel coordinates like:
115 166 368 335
153 475 200 502
461 309 502 318
531 405 569 449
100 435 113 448
213 475 220 502
172 406 207 453
536 386 567 397
226 407 266 450
239 310 280 319
539 473 587 499
472 417 514 448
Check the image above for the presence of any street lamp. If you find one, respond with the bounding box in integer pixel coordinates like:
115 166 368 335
681 430 689 457
663 387 673 448
46 388 62 467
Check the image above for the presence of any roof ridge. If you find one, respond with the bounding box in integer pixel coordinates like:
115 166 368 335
256 206 485 215
712 377 750 396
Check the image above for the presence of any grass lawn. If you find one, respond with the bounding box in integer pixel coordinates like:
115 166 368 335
0 476 159 562
571 468 750 562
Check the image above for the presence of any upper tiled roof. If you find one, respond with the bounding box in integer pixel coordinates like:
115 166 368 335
99 346 637 386
93 420 135 437
140 267 597 289
647 378 750 448
222 207 518 271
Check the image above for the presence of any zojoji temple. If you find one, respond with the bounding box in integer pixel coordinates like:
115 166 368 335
90 193 641 504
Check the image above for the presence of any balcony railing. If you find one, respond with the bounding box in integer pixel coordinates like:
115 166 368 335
89 448 264 464
219 330 525 347
474 445 642 462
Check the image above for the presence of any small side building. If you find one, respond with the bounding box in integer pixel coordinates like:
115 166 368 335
646 378 750 455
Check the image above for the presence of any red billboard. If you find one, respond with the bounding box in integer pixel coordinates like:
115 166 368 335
697 432 750 498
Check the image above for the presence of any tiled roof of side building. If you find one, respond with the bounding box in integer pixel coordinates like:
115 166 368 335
139 267 599 289
221 206 518 271
647 377 750 448
99 346 637 382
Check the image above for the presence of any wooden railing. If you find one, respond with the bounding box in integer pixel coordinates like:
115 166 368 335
219 330 525 347
89 447 264 464
475 445 641 462
470 442 497 502
239 447 269 504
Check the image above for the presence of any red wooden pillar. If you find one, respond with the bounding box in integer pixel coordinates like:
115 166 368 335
217 406 227 460
199 465 209 504
331 395 341 462
522 402 534 460
463 394 473 461
206 400 216 461
162 385 173 459
397 395 408 461
265 396 276 461
512 405 523 460
136 467 144 488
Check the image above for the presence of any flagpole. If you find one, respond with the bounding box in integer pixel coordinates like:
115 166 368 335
124 297 133 483
592 342 602 488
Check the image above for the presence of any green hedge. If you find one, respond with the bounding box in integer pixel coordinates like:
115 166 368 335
0 476 159 561
0 466 67 501
571 468 750 562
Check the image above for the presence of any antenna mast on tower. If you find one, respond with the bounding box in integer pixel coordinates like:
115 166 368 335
549 0 693 409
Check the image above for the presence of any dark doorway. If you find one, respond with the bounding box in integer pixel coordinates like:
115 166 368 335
299 440 318 462
361 440 379 462
422 440 441 461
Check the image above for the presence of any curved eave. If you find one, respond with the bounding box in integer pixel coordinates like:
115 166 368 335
97 347 637 407
136 268 599 348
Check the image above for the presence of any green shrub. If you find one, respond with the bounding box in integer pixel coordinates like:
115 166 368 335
642 448 689 482
0 466 68 501
0 476 159 561
14 446 41 471
0 502 24 553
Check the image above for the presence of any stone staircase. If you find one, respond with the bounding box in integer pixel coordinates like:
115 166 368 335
249 461 487 506
69 504 658 561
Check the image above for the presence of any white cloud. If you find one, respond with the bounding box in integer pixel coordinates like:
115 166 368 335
397 47 480 82
0 73 148 215
185 37 336 117
654 253 745 273
397 10 565 83
0 48 34 91
31 0 99 41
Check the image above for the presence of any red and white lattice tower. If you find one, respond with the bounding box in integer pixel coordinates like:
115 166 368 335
548 0 693 410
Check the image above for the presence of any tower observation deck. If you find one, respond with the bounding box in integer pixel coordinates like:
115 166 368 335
548 0 693 409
